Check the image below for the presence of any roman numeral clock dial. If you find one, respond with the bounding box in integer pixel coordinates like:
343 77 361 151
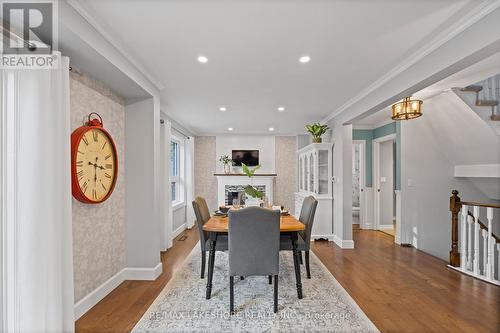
71 113 117 204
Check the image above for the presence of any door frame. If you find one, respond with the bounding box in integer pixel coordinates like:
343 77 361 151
352 140 366 229
373 133 396 232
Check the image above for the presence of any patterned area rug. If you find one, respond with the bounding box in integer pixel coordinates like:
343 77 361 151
133 244 378 332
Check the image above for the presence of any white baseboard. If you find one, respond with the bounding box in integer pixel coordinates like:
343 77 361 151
173 223 186 239
379 224 394 230
394 235 401 245
124 262 162 281
333 234 355 249
311 234 334 241
74 262 162 321
362 223 373 230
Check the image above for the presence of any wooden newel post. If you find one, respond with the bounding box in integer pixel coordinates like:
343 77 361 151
449 190 461 267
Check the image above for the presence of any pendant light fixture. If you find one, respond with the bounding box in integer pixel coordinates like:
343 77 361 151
391 96 423 120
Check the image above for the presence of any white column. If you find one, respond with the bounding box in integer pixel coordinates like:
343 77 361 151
185 136 196 229
460 205 468 270
473 206 480 275
486 208 493 279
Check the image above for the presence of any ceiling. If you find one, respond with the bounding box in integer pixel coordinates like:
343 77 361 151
73 0 477 135
354 51 500 127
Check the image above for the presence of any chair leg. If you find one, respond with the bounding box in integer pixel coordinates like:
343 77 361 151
268 275 272 284
305 250 311 279
299 251 303 264
273 275 278 313
201 251 206 279
230 276 234 315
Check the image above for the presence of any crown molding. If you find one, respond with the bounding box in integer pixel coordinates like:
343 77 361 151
66 0 165 91
322 0 500 124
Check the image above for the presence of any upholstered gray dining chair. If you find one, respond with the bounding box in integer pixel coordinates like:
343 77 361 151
228 207 280 314
280 196 318 279
192 197 228 278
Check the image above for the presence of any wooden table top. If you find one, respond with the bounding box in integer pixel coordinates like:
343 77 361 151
203 214 305 233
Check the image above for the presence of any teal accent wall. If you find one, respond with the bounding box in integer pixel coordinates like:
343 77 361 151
352 122 401 190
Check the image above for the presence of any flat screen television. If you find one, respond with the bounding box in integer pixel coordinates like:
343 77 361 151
232 150 259 166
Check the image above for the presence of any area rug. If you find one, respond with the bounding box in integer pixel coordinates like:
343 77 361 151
132 244 379 332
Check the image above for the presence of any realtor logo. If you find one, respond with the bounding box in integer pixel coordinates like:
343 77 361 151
1 1 58 68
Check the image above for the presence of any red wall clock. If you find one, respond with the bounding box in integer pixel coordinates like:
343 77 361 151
71 113 118 204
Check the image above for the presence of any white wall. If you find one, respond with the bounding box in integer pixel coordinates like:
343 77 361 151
379 140 394 227
401 91 500 260
332 124 354 247
124 98 161 268
215 136 275 173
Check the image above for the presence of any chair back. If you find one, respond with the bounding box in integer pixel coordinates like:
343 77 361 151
228 207 280 277
192 197 211 250
299 196 318 247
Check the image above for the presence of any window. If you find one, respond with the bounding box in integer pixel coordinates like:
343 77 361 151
170 136 184 206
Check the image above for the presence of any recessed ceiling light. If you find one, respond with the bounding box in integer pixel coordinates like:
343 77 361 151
299 55 311 63
277 106 285 112
228 127 233 131
219 106 227 112
197 55 208 63
268 127 275 131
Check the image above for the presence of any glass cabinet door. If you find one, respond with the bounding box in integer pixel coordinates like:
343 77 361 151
298 157 303 190
318 149 329 194
309 153 314 193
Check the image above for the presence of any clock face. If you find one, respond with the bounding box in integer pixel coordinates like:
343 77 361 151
74 128 117 202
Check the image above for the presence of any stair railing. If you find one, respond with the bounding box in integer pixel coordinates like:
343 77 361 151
449 190 500 285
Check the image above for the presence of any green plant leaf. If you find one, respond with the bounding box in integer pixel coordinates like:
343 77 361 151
244 185 264 199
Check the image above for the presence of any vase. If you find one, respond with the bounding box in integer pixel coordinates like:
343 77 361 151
245 195 261 207
312 137 322 143
224 164 231 174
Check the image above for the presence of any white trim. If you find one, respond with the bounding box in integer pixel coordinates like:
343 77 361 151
172 201 186 211
454 164 500 178
333 235 355 249
353 140 366 229
322 0 500 123
379 224 394 230
373 134 396 231
124 263 162 281
173 223 186 239
1 71 19 332
74 262 163 320
395 190 402 245
447 265 500 286
74 269 126 320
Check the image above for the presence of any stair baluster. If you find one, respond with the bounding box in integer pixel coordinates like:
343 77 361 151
448 191 500 285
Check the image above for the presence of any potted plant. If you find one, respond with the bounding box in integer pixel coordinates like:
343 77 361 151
219 155 233 174
241 163 264 206
306 122 330 143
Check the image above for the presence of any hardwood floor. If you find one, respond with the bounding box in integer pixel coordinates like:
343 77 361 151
75 228 200 333
76 226 500 333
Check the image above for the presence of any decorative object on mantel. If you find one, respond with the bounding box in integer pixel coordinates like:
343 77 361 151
305 122 330 143
391 95 423 120
218 154 234 174
241 163 264 206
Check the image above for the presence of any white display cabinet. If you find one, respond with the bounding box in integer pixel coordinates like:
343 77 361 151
295 142 333 240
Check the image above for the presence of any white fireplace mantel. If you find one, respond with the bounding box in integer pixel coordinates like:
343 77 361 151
215 174 276 206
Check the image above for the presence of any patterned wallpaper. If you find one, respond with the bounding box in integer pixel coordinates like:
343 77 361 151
194 136 297 213
275 136 297 212
70 72 125 302
194 136 217 212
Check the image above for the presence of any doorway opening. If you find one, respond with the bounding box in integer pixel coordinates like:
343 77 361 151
373 134 396 238
352 141 365 228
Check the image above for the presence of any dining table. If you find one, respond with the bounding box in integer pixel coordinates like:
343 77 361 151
202 212 306 300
